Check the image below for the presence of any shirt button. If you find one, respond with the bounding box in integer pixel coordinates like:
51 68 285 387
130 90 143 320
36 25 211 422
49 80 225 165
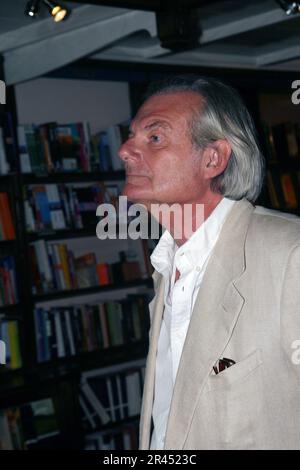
196 266 201 272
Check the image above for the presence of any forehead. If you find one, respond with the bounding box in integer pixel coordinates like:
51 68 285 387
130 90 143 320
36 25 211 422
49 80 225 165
132 91 202 129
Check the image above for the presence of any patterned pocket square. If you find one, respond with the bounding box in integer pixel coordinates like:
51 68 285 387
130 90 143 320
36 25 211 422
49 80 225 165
213 357 236 375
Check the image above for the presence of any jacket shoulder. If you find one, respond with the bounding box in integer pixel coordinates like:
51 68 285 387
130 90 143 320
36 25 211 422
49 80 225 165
249 205 300 249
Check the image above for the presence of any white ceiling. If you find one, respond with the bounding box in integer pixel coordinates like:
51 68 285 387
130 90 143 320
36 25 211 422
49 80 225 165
1 0 300 85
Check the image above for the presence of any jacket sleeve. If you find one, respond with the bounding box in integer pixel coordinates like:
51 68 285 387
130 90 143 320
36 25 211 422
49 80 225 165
280 243 300 380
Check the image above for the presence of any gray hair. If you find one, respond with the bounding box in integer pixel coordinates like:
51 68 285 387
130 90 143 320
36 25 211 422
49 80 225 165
144 75 265 203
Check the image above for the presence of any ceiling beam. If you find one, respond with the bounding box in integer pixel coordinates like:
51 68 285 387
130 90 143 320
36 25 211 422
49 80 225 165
3 7 156 84
89 0 295 61
256 37 300 66
91 43 257 69
198 0 291 44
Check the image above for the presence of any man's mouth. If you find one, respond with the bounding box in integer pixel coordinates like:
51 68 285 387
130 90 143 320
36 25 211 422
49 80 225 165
125 174 149 186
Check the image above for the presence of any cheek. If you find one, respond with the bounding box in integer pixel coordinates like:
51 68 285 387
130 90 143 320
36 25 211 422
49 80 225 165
156 163 204 201
153 170 189 200
149 146 202 188
154 160 196 185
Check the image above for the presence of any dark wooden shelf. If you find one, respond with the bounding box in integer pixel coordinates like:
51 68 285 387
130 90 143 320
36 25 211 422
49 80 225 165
0 368 26 396
36 340 148 374
27 224 130 241
0 239 17 251
22 170 125 184
84 414 140 436
32 278 153 302
0 366 77 406
0 238 16 245
0 303 20 315
0 173 17 182
0 366 23 377
27 228 97 241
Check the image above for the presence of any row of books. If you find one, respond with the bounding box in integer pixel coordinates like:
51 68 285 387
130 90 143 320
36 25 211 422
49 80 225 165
79 363 145 430
266 169 300 211
18 121 127 175
263 121 300 163
0 192 15 240
34 294 150 362
85 422 138 450
0 398 60 450
0 256 18 306
24 182 120 233
30 240 146 294
0 318 22 369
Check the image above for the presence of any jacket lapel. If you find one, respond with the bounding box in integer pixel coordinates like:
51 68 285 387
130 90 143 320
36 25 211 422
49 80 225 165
164 198 255 449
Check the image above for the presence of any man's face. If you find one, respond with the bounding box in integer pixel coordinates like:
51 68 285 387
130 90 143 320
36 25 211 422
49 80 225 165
119 91 209 208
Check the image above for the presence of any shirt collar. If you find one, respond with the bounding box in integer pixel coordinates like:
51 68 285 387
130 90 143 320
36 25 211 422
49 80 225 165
150 227 176 276
150 197 236 275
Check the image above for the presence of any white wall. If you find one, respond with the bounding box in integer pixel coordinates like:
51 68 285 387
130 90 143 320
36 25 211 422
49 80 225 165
15 77 131 133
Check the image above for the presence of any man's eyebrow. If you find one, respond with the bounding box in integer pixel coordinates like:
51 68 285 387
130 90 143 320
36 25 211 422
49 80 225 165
129 119 172 134
144 120 172 131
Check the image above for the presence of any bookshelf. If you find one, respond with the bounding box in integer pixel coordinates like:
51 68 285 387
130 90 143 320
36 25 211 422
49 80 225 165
0 57 26 394
0 71 154 450
258 92 300 215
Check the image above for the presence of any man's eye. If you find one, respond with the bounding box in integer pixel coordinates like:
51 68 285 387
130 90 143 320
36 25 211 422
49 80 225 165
150 134 161 143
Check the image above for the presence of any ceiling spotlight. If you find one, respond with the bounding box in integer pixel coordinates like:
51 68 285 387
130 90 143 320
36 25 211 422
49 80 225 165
43 0 69 22
25 0 40 18
25 0 70 22
276 0 300 15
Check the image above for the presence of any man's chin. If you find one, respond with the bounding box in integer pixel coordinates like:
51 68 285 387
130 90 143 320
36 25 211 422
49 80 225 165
122 184 145 201
121 187 152 209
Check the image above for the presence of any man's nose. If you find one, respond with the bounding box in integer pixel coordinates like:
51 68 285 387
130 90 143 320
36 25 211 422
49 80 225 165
118 139 142 163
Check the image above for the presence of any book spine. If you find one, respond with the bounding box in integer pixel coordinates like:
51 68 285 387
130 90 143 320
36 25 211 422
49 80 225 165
51 243 64 290
98 303 110 349
33 240 53 292
64 309 76 356
53 309 65 358
58 243 72 290
0 193 15 240
7 321 22 369
125 370 142 417
34 308 45 362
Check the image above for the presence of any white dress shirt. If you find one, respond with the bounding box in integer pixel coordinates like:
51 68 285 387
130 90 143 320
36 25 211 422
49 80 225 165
149 197 236 450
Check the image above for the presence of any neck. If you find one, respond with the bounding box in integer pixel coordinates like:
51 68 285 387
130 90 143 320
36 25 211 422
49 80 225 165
150 192 224 247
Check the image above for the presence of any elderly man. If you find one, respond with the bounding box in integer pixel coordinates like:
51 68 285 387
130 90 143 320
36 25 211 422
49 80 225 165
118 76 300 450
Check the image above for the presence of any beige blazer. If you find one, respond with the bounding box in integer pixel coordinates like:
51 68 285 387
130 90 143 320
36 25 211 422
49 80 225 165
139 198 300 450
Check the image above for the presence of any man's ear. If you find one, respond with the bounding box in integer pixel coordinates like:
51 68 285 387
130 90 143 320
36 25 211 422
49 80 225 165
203 140 231 178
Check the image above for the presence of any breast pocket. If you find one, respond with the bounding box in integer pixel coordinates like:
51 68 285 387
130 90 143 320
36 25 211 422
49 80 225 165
206 349 263 392
201 349 264 448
